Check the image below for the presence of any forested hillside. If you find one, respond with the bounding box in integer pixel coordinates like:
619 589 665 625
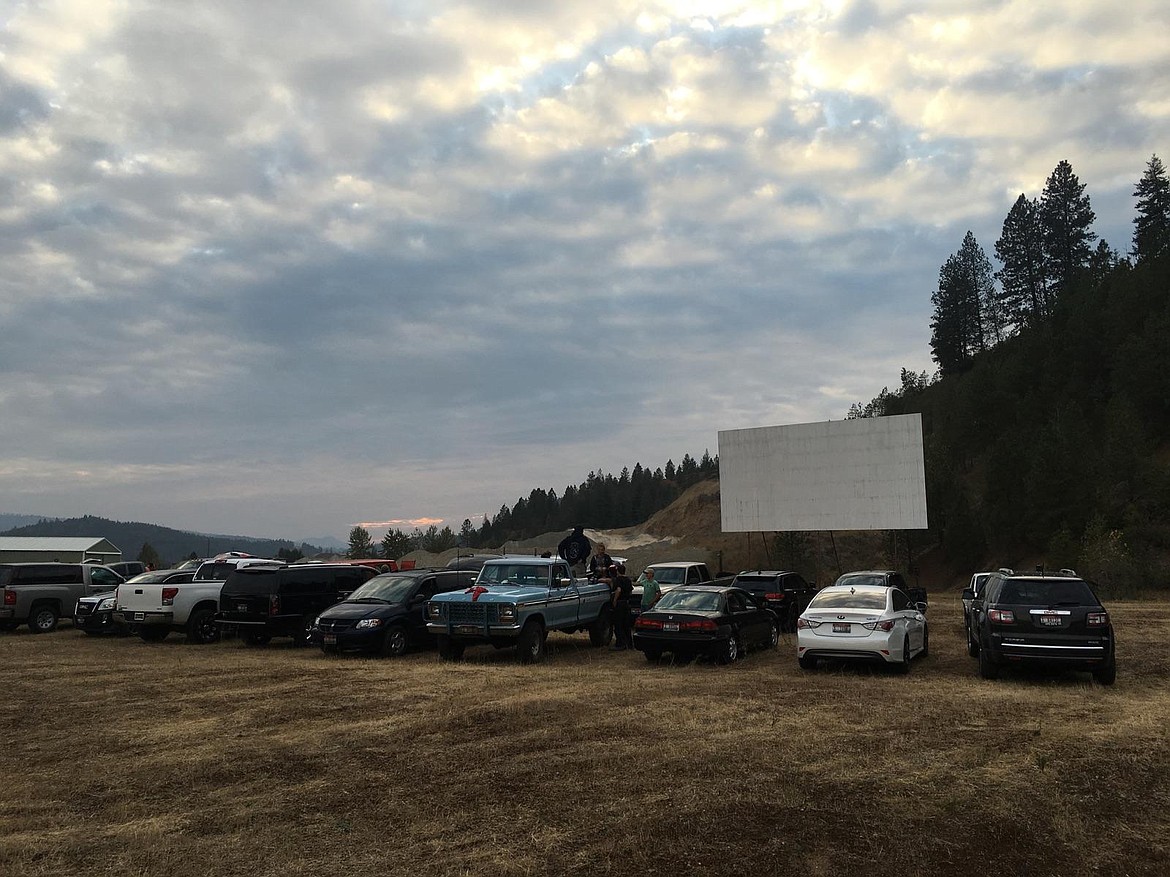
852 156 1170 590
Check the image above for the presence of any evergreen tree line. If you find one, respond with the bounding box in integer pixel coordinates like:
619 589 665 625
353 452 719 559
929 155 1170 375
854 154 1170 590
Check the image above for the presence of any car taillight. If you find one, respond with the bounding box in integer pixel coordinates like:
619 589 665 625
796 618 820 629
3 589 15 606
989 609 1015 624
765 593 786 601
161 587 179 606
1087 612 1109 627
680 619 717 632
635 618 663 630
863 620 895 631
269 594 280 615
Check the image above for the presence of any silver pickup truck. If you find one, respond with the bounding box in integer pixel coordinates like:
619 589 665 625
1 562 125 633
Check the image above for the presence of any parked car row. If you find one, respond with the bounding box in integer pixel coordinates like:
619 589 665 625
1 556 1117 684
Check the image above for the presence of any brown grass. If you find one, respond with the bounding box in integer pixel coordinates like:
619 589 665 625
2 600 1169 877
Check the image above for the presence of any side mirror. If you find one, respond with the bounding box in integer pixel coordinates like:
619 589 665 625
961 589 975 601
559 578 573 588
915 602 928 613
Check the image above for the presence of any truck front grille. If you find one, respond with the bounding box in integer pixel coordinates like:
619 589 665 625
447 603 499 624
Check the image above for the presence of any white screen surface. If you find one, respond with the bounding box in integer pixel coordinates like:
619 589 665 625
718 414 928 532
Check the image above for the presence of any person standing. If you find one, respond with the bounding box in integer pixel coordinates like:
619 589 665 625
610 564 634 650
637 567 662 613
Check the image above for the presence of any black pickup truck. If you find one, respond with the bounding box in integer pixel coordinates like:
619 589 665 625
730 570 820 632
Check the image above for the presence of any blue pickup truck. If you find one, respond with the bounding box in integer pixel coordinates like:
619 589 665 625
424 556 613 663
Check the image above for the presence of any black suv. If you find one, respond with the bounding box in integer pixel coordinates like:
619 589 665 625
312 567 477 656
964 568 1115 685
215 563 377 646
730 570 819 631
834 570 928 608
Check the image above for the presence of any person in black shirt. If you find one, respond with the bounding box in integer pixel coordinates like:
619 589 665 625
610 563 634 650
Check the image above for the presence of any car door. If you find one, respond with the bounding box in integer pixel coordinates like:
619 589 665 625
727 589 767 647
87 566 123 595
547 562 582 626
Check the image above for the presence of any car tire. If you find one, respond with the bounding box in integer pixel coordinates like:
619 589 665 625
242 632 271 647
587 610 613 647
920 624 929 658
185 609 220 645
139 626 169 643
715 635 739 665
28 603 59 634
978 638 1000 680
768 623 780 650
643 647 663 662
517 620 547 664
381 624 409 658
1093 650 1117 686
798 653 817 670
437 635 464 661
892 636 911 674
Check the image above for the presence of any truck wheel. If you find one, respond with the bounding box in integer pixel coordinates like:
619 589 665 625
139 626 169 643
185 609 220 645
587 610 613 647
517 621 546 664
291 614 315 648
28 603 59 634
437 635 464 661
381 624 409 658
715 635 739 665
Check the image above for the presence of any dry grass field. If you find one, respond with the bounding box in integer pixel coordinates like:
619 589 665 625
2 599 1169 877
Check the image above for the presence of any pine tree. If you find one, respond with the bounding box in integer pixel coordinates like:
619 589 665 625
1039 160 1097 297
1132 154 1170 263
930 232 995 374
347 526 374 559
995 194 1047 327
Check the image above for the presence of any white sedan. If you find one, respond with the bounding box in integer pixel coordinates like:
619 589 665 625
796 583 928 673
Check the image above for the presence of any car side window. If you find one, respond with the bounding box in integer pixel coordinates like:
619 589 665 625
90 568 121 588
891 589 910 611
727 591 747 612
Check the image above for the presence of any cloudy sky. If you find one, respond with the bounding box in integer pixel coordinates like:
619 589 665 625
1 0 1166 543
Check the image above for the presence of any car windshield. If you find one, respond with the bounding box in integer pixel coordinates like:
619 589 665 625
808 587 888 611
649 567 686 585
478 564 551 586
999 579 1099 606
655 590 722 612
346 575 418 603
834 573 887 589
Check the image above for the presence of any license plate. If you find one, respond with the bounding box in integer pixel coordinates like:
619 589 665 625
134 612 145 621
457 624 480 635
1039 615 1062 627
833 622 850 633
664 623 679 632
323 634 337 645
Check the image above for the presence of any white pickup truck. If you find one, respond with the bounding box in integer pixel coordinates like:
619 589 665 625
114 556 283 644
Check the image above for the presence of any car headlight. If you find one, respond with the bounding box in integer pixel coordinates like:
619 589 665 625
498 604 517 623
426 603 442 620
314 616 323 627
97 597 117 611
355 618 384 629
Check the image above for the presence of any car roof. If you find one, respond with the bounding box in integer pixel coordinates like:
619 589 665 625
735 570 800 577
647 561 703 568
485 556 566 566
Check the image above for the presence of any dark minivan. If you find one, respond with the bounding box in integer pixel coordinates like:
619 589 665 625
312 567 477 656
215 563 376 646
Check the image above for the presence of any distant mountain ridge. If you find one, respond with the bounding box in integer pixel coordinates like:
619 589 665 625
0 515 327 565
0 514 56 531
